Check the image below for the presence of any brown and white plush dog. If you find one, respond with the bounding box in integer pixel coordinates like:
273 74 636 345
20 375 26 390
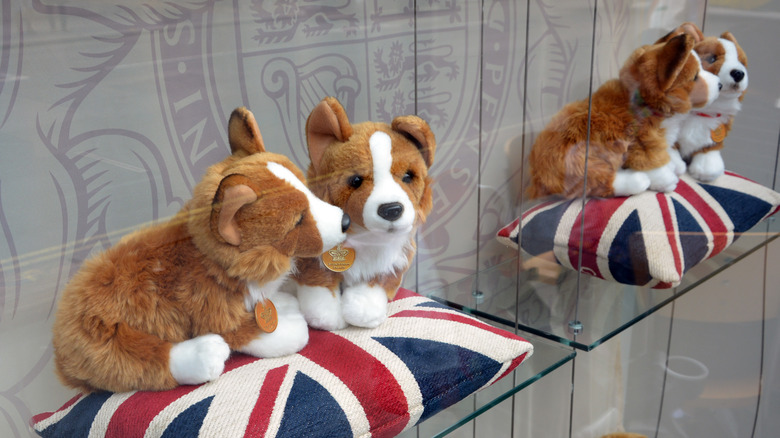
52 107 349 393
528 33 720 199
660 23 748 182
293 97 435 330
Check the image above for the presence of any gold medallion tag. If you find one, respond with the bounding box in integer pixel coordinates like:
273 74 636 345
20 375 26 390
254 300 278 333
321 244 356 272
711 124 727 143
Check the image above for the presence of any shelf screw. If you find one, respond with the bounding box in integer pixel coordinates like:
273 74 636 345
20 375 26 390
472 290 485 305
568 320 583 334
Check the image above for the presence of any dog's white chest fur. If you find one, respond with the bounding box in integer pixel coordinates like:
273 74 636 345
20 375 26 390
342 230 413 285
244 272 290 312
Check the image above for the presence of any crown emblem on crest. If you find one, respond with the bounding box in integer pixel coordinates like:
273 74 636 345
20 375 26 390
328 246 349 262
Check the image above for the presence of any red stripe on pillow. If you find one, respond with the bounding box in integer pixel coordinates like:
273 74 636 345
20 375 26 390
30 394 83 425
657 193 683 277
393 288 418 301
523 201 555 219
391 309 524 341
492 351 531 384
674 180 729 255
567 197 626 278
105 384 198 436
303 330 410 437
243 365 288 438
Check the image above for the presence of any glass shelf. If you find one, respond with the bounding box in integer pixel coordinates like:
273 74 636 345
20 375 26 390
427 219 779 351
410 332 575 438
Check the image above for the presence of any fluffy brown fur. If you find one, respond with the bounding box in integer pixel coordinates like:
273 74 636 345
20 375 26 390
52 108 335 392
528 34 704 198
293 97 435 329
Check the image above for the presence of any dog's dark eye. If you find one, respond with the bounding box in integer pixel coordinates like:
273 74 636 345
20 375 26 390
295 212 305 227
706 55 717 64
402 171 414 184
347 175 363 189
693 73 698 82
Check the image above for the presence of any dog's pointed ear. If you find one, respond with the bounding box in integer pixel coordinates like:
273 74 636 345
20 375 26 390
720 31 737 45
392 115 436 168
306 97 353 172
720 31 748 67
228 107 266 156
210 173 258 246
680 22 704 43
657 33 695 92
656 22 703 44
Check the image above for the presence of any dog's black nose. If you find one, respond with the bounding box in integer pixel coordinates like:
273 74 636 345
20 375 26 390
341 213 351 232
378 202 404 221
730 69 745 83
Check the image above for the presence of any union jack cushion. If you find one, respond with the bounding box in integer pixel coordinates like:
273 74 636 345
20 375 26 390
498 172 780 288
32 289 533 437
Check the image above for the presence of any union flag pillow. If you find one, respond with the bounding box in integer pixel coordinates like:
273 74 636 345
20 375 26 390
497 172 780 288
32 289 533 437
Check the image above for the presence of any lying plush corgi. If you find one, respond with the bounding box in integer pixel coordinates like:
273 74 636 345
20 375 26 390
52 107 350 393
664 23 748 182
293 97 435 330
528 33 719 199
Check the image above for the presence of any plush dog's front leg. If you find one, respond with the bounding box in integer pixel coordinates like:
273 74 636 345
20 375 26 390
238 292 310 357
294 258 347 330
626 131 679 193
688 150 725 182
342 283 389 328
297 284 347 330
170 334 231 385
341 272 403 328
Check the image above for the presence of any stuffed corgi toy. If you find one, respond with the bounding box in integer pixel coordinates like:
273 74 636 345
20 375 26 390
293 97 435 330
660 23 748 182
528 33 720 199
52 107 350 393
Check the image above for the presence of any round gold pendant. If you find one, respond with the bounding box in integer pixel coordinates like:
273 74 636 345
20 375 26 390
254 300 278 333
711 124 727 143
321 244 356 272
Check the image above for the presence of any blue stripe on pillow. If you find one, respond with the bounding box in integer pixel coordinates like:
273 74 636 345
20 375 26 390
700 184 772 233
277 372 350 438
38 392 112 438
608 210 650 286
673 198 709 269
522 200 573 255
374 337 501 422
161 396 213 438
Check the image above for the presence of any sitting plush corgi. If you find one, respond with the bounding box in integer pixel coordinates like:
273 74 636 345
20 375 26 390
528 33 719 199
661 23 748 182
293 97 435 330
52 107 350 393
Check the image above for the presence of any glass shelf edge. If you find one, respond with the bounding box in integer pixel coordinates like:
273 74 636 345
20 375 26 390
427 225 779 352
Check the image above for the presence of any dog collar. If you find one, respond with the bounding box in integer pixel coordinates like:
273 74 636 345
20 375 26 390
694 112 722 118
631 90 664 118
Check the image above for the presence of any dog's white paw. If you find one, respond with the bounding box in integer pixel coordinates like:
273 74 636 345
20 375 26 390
613 169 651 197
342 283 388 328
239 309 309 358
668 148 687 176
169 334 230 385
645 162 679 193
297 284 348 330
688 150 725 182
